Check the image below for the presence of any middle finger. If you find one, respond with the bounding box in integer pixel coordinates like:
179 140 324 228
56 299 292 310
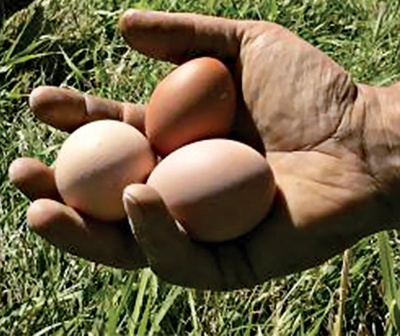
29 86 146 133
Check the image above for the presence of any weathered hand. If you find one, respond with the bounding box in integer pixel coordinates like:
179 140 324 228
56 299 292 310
9 10 400 290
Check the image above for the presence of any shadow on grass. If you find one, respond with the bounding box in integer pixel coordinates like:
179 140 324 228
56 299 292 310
0 0 35 26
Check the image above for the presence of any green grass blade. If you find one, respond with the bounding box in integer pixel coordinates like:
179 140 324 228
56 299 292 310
389 299 400 335
32 322 64 336
135 272 158 336
267 0 278 21
127 268 152 334
378 232 397 305
308 296 334 336
149 286 184 336
107 272 136 335
372 2 385 43
59 47 87 85
333 249 351 336
378 231 400 333
136 292 153 336
187 289 199 333
0 52 59 73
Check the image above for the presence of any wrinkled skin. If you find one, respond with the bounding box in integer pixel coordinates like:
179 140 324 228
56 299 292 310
8 10 400 290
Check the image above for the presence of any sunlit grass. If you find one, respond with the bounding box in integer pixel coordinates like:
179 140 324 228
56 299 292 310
2 0 400 334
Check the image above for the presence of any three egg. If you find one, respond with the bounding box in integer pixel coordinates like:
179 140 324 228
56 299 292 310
54 57 276 242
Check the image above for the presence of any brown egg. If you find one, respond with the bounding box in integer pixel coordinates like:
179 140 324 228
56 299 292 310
145 57 236 157
147 139 275 242
55 120 156 221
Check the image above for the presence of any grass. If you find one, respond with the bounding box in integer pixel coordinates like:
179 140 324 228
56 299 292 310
1 0 400 334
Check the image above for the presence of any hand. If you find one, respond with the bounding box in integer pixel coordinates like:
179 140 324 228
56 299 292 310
9 10 400 290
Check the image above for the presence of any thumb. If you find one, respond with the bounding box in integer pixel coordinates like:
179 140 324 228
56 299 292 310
123 184 221 289
119 9 243 64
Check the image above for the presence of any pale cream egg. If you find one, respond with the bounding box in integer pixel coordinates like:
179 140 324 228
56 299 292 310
147 139 275 242
55 120 156 221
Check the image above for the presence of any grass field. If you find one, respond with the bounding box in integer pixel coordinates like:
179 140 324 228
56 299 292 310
1 0 400 335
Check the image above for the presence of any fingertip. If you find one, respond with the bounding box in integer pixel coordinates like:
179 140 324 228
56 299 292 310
123 184 145 232
119 9 140 35
119 9 161 32
27 199 59 232
119 9 159 51
29 86 52 111
8 157 26 182
123 183 178 235
27 199 83 238
123 183 159 202
28 86 86 132
8 157 46 187
8 158 60 201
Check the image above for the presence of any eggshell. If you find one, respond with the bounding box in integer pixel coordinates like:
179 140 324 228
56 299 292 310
147 139 275 242
146 57 236 157
55 120 156 221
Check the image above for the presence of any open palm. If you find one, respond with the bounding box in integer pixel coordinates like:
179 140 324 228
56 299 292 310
10 10 400 290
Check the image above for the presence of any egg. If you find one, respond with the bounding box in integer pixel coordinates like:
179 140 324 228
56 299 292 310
145 57 236 157
147 139 275 242
55 120 156 221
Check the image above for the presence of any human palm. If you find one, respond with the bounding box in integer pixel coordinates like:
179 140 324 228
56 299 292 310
9 10 400 290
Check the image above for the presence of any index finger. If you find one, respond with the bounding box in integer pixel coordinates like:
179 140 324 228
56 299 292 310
119 10 243 65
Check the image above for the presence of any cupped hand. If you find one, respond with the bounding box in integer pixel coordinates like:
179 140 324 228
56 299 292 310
9 10 400 290
8 93 148 270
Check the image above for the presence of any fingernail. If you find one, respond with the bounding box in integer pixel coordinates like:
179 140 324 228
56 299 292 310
120 9 143 27
123 185 144 233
